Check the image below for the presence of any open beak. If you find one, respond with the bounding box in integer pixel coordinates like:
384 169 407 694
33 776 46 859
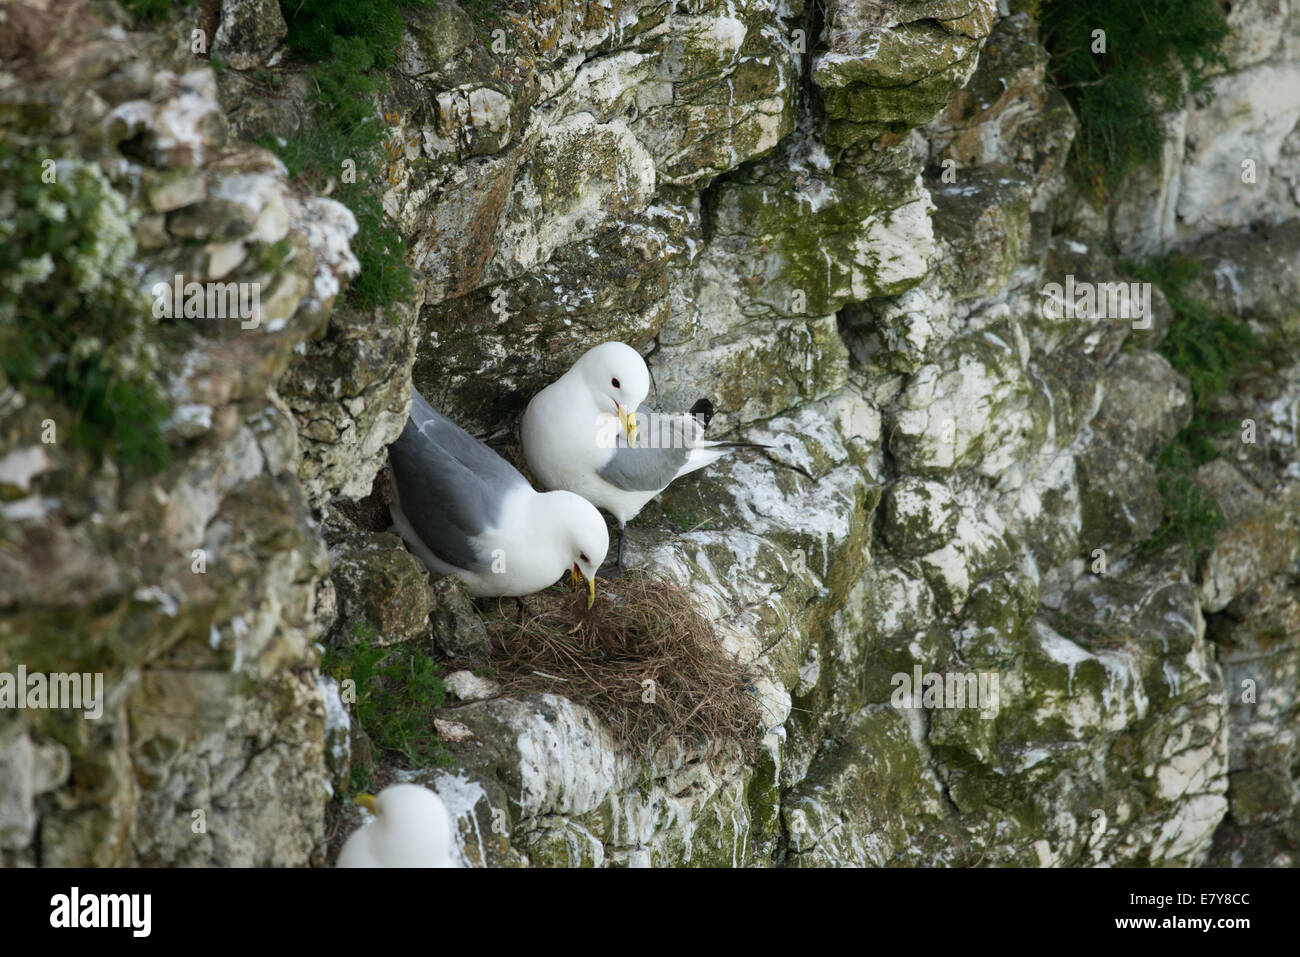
616 402 637 445
355 793 377 813
571 563 596 609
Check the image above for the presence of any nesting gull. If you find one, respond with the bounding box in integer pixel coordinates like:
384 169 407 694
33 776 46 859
521 342 765 568
389 388 608 605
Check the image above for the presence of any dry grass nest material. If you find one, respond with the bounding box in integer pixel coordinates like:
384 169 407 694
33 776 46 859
484 570 765 762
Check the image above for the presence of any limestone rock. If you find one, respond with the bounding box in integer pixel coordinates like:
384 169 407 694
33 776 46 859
1208 573 1300 866
813 0 998 148
1198 460 1300 613
328 533 432 645
1075 440 1163 552
428 577 492 663
881 477 959 557
212 0 287 72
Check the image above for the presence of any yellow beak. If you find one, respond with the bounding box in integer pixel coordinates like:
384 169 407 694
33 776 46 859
570 565 596 609
355 793 377 813
617 403 637 446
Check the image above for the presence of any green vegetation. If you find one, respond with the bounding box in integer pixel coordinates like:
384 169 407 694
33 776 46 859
0 141 172 479
1038 0 1229 200
282 0 409 62
1006 0 1042 18
324 623 450 769
457 0 503 31
346 762 375 795
264 0 421 311
1143 436 1228 562
120 0 193 23
1129 257 1264 563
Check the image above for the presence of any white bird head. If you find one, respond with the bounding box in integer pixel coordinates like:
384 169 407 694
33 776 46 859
338 784 455 868
573 342 650 444
545 490 609 607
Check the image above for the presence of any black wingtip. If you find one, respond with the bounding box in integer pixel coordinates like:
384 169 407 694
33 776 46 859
689 398 715 427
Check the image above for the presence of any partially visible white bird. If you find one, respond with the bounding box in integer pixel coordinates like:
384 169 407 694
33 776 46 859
337 784 456 868
521 342 766 568
389 388 608 606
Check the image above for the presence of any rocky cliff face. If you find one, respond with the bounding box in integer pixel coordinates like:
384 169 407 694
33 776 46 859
1 0 1297 867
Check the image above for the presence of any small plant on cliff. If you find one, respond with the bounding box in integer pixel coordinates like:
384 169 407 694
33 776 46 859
281 0 408 62
1038 0 1229 200
263 0 424 311
119 0 194 23
324 627 450 769
456 0 503 33
0 140 171 479
1128 257 1264 563
1143 438 1227 562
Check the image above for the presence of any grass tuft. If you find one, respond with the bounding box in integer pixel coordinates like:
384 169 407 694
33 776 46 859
263 1 421 311
324 623 450 770
1038 0 1229 201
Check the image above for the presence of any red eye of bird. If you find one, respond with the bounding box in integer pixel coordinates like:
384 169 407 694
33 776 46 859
611 378 620 389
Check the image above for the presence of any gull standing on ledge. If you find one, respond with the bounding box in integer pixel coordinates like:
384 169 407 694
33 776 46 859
521 342 765 569
388 388 608 606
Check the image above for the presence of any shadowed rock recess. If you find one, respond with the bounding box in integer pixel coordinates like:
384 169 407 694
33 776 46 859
1 0 1297 867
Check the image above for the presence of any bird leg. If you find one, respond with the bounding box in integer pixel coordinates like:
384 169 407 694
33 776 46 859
598 525 627 579
515 596 536 622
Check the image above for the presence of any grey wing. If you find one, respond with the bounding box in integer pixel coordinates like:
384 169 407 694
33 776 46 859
388 390 530 571
596 406 703 492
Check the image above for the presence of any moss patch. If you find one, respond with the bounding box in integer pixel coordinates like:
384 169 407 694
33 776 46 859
0 139 172 479
1128 257 1266 564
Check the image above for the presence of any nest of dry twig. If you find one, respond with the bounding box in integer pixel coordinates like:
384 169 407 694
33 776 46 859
483 570 764 763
